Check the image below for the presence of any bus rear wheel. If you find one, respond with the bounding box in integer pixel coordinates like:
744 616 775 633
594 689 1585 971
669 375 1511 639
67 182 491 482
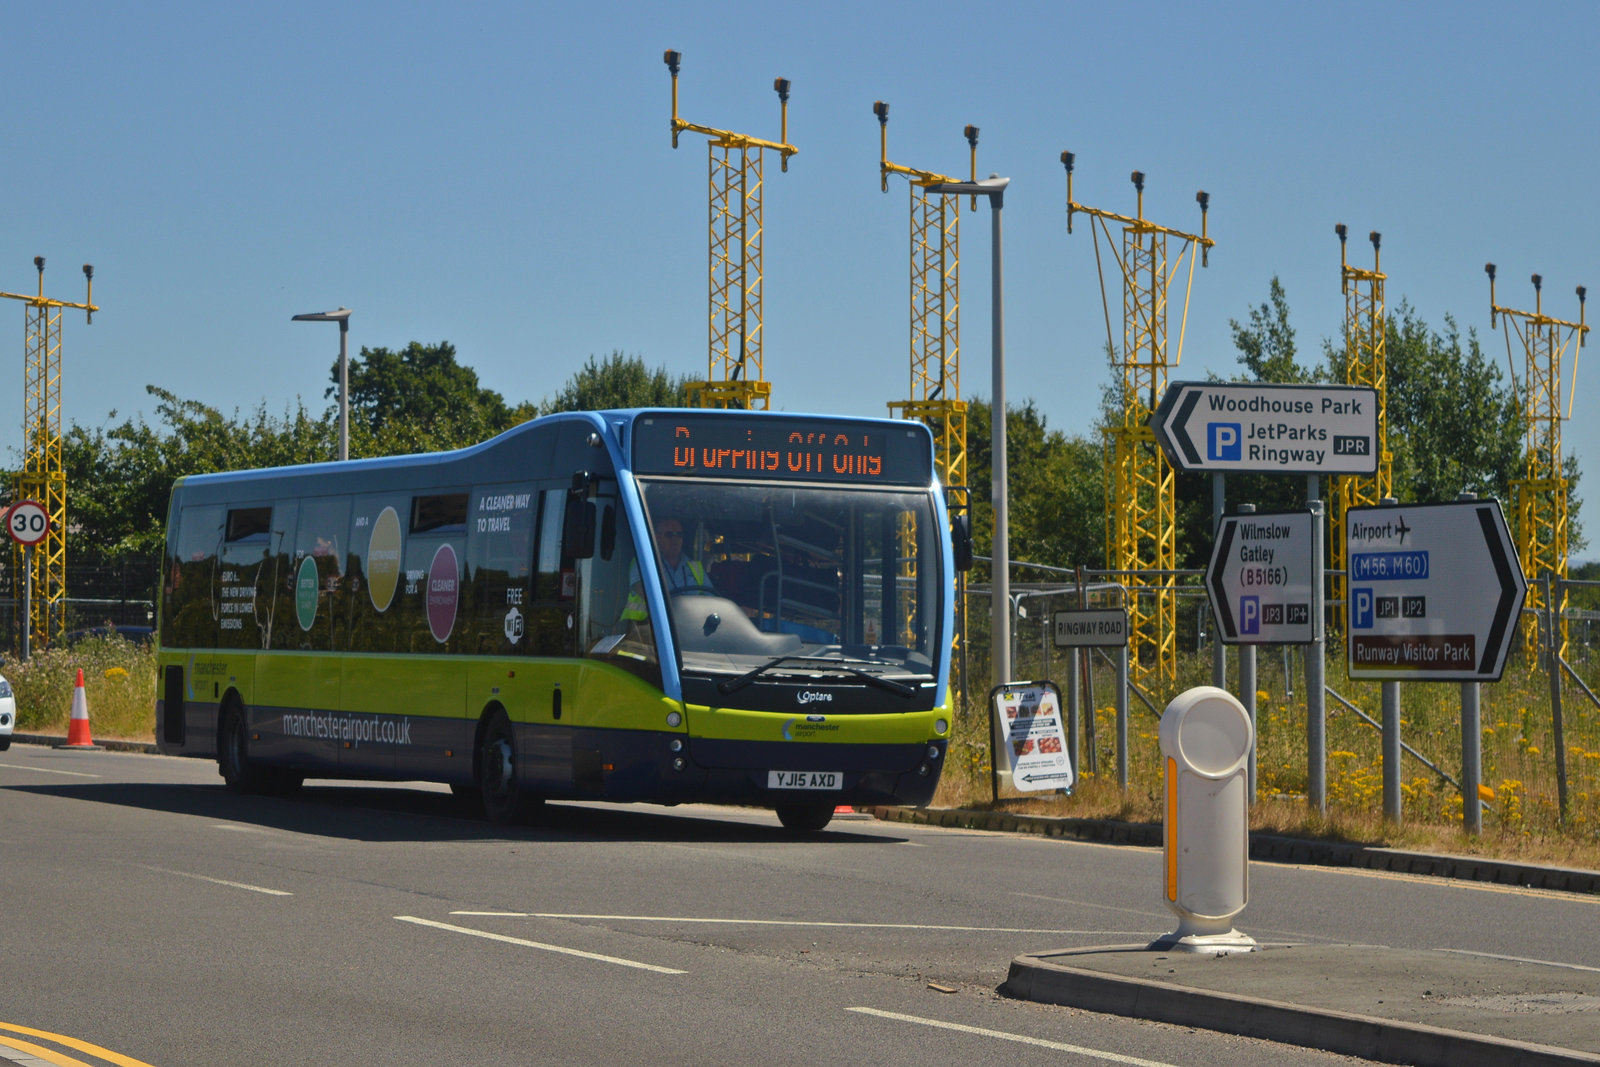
477 713 542 825
774 801 835 835
218 701 259 793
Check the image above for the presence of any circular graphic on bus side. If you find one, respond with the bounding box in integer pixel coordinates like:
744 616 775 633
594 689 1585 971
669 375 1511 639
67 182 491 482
295 555 319 631
367 506 403 613
427 542 459 643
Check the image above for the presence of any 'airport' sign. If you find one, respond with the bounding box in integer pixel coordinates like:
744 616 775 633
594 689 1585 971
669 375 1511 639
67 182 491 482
1206 510 1316 644
1345 500 1526 681
1152 381 1379 475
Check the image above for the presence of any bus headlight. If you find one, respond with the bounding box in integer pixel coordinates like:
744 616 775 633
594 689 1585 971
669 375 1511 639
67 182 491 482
670 738 683 752
666 711 683 728
928 745 941 760
935 718 948 735
672 758 686 772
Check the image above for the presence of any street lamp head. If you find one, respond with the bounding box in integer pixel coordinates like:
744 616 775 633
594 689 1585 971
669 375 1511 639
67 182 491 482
292 307 352 327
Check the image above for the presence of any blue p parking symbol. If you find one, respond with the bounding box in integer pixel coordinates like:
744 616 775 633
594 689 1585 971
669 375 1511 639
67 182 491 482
1351 587 1374 629
1240 595 1260 635
1208 423 1242 461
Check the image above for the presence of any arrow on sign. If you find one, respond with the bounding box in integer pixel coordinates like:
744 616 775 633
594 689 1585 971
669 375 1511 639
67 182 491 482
1476 506 1521 676
1208 519 1240 638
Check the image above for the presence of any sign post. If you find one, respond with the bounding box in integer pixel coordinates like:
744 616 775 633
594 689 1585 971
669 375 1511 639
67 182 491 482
1346 497 1527 835
1205 510 1316 645
7 499 50 661
1152 381 1379 477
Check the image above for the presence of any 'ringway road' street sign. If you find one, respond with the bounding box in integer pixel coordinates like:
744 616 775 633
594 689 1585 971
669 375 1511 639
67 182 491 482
1345 500 1526 682
1052 608 1128 648
1206 510 1316 644
1152 381 1379 475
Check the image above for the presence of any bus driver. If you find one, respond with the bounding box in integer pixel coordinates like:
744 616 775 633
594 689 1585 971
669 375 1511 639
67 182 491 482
622 516 712 622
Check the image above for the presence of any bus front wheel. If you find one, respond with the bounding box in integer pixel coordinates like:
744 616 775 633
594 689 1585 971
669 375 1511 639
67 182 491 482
774 801 834 835
477 713 543 825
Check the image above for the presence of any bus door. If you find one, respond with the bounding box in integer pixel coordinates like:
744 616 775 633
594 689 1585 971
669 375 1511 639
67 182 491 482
518 485 580 791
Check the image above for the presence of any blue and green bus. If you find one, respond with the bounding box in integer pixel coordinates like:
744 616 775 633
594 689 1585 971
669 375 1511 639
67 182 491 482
156 409 965 832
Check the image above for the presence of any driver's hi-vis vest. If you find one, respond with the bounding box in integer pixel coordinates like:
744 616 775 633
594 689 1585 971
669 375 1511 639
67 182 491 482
622 558 709 620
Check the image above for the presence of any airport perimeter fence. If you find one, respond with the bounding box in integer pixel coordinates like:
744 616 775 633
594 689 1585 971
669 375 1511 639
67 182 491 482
0 557 159 655
957 571 1600 837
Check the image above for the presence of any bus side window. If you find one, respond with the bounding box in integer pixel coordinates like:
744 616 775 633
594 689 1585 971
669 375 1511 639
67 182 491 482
164 505 224 648
291 497 352 650
468 485 536 654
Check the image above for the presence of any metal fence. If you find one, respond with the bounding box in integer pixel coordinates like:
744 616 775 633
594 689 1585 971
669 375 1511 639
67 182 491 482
959 571 1600 836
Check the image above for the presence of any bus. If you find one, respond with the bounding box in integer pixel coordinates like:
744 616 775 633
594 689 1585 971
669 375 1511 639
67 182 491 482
155 408 968 833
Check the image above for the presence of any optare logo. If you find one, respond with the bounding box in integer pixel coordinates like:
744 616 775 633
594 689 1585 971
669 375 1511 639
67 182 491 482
1208 423 1242 461
797 691 832 705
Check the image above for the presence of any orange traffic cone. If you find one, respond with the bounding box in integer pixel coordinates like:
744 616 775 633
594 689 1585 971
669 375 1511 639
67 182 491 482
55 669 101 750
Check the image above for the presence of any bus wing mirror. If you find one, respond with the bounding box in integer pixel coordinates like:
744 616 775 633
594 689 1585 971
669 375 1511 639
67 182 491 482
564 478 597 560
952 513 973 572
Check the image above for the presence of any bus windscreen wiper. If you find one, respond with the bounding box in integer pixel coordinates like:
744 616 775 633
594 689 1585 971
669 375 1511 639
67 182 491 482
717 655 914 697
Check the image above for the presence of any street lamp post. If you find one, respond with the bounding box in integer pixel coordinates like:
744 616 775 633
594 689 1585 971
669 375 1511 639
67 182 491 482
920 175 1011 688
291 307 352 462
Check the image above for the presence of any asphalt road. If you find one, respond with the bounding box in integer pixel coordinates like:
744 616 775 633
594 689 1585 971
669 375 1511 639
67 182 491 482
3 744 1595 1067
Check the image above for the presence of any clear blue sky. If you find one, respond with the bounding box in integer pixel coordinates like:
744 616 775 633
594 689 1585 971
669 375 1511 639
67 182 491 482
5 1 1598 545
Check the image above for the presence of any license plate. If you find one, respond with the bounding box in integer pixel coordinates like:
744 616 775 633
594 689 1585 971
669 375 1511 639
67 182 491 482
768 770 842 790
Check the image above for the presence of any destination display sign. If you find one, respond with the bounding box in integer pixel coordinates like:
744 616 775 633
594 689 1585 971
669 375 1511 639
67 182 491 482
1152 381 1379 475
1345 500 1526 681
1205 510 1316 644
632 413 934 486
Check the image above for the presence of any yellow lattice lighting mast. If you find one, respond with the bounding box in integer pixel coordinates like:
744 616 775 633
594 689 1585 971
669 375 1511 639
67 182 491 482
1330 226 1392 630
664 50 797 410
1487 265 1588 658
874 102 974 495
873 102 976 696
1063 156 1211 682
2 257 97 650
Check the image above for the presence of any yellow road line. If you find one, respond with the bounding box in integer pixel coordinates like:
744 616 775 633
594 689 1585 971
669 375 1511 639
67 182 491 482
0 1023 157 1067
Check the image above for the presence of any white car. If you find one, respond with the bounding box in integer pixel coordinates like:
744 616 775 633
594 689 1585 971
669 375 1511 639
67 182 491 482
0 672 14 750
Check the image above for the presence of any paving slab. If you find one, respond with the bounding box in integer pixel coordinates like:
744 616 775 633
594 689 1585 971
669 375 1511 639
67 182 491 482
1005 942 1600 1067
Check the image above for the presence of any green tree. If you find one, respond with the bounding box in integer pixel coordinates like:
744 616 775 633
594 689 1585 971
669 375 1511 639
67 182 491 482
63 387 337 565
1379 304 1523 504
333 341 522 453
966 399 1105 581
1230 276 1316 383
540 351 691 413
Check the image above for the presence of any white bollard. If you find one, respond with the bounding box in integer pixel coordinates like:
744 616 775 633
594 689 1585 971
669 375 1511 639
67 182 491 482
1154 685 1256 953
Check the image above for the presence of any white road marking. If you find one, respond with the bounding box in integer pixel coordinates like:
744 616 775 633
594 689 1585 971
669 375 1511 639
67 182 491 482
1441 948 1600 973
847 1007 1178 1066
137 865 292 896
395 916 687 974
449 911 1146 935
0 762 101 778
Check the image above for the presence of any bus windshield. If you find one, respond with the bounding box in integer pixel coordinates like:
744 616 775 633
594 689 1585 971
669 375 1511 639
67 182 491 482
635 480 942 678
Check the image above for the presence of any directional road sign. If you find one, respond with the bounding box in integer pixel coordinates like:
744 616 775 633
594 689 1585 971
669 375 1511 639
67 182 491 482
1206 510 1316 644
1152 381 1379 475
6 499 49 546
1345 500 1526 681
1052 608 1128 648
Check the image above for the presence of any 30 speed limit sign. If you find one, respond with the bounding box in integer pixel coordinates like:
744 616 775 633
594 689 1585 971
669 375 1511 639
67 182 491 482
7 500 50 546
